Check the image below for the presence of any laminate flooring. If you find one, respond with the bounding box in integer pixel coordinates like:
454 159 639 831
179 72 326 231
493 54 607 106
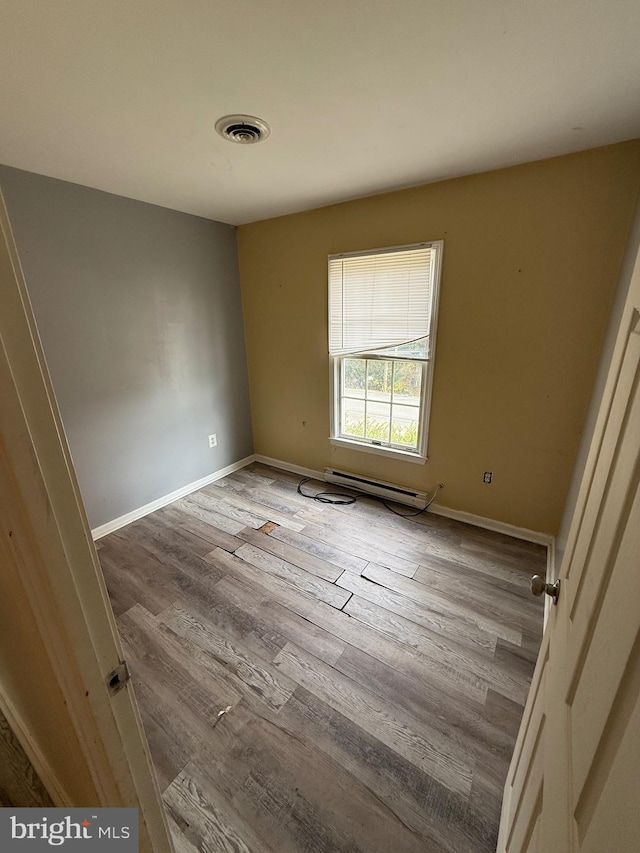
98 463 545 853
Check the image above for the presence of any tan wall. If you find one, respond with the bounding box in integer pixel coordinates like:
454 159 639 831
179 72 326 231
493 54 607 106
238 141 640 535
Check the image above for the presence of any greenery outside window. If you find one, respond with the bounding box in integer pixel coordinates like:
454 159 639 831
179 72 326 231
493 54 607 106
329 242 442 461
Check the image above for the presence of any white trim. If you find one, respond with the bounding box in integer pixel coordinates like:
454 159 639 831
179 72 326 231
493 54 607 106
91 455 256 539
422 241 443 456
253 454 555 548
428 502 554 547
253 454 324 481
546 536 556 580
329 436 427 464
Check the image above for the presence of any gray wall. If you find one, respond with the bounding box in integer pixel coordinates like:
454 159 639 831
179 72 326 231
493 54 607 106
554 198 640 570
0 166 253 529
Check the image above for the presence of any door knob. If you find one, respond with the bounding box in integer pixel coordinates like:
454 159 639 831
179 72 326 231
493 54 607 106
531 575 560 604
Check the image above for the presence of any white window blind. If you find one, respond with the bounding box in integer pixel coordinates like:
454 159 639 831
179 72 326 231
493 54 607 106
329 244 436 356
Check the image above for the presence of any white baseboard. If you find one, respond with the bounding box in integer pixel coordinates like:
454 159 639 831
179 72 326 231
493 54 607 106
254 454 554 548
91 455 256 540
93 451 555 551
428 503 554 547
253 454 325 482
546 536 557 578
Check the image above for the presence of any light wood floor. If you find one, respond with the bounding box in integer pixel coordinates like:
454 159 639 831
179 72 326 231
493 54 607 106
98 463 545 853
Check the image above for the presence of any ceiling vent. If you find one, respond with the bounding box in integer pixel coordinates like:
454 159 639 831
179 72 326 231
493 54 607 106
215 115 271 144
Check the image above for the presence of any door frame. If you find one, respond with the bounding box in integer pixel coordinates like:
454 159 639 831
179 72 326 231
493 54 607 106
0 190 172 851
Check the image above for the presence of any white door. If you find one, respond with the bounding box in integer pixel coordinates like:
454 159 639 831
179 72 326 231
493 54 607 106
0 192 172 852
497 242 640 852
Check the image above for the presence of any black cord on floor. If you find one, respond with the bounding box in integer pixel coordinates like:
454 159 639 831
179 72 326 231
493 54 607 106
296 478 357 505
296 477 443 519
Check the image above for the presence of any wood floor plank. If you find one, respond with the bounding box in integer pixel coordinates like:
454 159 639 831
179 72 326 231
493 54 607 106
235 542 348 601
191 488 305 532
189 695 428 853
162 698 260 807
118 605 242 717
203 482 307 530
288 511 420 577
162 604 296 711
334 642 515 765
330 646 517 842
98 551 146 618
130 678 192 793
457 526 547 564
150 503 244 552
236 526 343 582
99 543 179 616
338 570 500 653
307 493 462 547
296 487 538 587
204 546 351 610
396 537 535 590
229 481 312 516
280 687 494 853
413 551 536 605
229 471 323 514
221 467 277 489
343 593 530 706
110 518 224 587
225 706 429 853
101 534 235 631
268 525 369 574
358 563 524 645
121 649 228 794
140 510 220 557
493 636 539 682
411 561 543 632
164 766 271 853
343 595 489 704
173 495 247 535
99 460 546 852
273 641 475 798
214 575 347 666
188 488 269 528
157 576 286 666
164 811 201 853
216 566 490 708
484 689 528 742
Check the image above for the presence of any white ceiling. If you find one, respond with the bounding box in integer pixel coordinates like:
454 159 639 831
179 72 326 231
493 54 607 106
1 1 639 225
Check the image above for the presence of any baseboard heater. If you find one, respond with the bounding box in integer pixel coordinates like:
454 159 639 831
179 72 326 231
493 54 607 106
323 468 428 510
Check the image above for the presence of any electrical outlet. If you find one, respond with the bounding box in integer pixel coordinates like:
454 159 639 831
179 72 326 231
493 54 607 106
483 471 493 484
208 434 217 448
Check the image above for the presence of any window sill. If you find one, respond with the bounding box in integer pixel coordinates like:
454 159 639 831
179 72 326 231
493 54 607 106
329 437 427 464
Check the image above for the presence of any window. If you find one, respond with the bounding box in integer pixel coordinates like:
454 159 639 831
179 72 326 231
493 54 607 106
329 241 442 461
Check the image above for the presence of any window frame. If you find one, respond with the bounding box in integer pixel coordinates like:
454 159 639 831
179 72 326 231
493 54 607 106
328 240 443 463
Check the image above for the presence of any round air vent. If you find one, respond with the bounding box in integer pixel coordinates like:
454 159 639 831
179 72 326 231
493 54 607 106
215 115 271 144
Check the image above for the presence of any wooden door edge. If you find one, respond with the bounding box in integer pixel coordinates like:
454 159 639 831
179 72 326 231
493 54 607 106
0 188 173 852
